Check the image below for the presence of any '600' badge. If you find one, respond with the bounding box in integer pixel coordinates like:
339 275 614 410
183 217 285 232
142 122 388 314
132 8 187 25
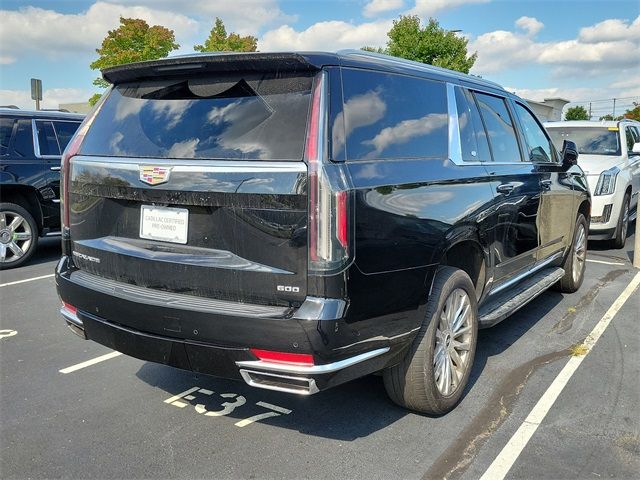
140 166 171 186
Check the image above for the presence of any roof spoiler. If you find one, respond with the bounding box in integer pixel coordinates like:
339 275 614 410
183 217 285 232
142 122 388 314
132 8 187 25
102 52 324 84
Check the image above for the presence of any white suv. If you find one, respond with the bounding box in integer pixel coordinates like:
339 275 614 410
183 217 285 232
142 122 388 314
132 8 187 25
545 120 640 248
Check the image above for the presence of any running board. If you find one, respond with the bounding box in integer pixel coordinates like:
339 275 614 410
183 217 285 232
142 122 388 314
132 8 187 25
479 267 565 328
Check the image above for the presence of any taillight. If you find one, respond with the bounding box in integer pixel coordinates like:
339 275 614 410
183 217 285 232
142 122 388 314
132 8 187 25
305 71 350 273
60 92 108 229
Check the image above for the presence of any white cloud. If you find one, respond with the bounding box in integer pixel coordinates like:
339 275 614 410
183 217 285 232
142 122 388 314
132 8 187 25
408 0 490 17
0 56 16 65
0 2 198 62
117 0 295 35
471 15 640 77
578 16 640 43
259 20 391 51
363 0 404 18
0 88 93 109
515 16 544 37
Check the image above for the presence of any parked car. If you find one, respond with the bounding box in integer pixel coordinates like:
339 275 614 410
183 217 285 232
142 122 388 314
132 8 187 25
0 108 84 268
56 51 589 414
545 120 640 248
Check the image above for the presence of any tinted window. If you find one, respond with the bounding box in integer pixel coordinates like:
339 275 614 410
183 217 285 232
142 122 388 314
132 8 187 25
625 126 638 152
455 87 491 162
35 120 60 156
80 72 314 160
12 120 34 158
0 118 15 156
474 92 521 162
53 121 81 152
340 69 448 160
547 127 620 156
514 103 555 162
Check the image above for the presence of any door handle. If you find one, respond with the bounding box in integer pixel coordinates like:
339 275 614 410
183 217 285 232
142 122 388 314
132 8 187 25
540 179 552 190
50 166 61 171
496 183 515 194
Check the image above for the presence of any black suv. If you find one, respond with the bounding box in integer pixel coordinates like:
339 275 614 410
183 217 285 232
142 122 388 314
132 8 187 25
55 51 589 414
1 108 83 268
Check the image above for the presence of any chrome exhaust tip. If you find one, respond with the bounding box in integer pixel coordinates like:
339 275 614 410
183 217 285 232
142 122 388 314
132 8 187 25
239 369 319 395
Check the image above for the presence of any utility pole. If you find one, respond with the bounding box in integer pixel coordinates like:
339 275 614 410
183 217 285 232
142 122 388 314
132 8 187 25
612 98 616 118
588 102 592 120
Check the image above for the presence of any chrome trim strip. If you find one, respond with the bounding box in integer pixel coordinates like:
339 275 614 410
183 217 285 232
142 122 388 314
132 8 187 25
446 83 463 166
293 297 346 320
60 306 83 327
235 347 390 374
68 270 291 318
72 156 307 173
490 251 563 297
239 369 319 395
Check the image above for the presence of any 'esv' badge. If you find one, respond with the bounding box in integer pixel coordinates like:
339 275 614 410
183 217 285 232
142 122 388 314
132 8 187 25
140 166 171 186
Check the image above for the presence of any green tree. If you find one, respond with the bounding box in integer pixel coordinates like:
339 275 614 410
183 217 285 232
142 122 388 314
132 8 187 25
372 16 476 73
622 102 640 121
564 105 590 121
599 113 623 121
88 17 179 105
194 18 257 53
361 46 386 54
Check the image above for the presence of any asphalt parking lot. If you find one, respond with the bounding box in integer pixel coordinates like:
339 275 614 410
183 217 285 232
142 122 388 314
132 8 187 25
1 232 639 480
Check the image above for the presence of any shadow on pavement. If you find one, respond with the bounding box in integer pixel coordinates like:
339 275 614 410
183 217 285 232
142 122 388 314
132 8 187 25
29 237 62 266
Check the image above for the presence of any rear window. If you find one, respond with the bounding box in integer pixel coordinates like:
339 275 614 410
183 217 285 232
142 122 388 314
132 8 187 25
547 127 621 156
79 72 315 160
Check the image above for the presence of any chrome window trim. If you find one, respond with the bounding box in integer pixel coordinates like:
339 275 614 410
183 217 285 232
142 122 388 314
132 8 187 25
71 156 307 173
446 83 463 166
235 347 391 375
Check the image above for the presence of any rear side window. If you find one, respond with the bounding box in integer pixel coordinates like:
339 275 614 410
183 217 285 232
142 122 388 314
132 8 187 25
0 118 15 156
625 126 638 152
12 120 34 158
339 69 448 161
474 92 521 163
514 103 555 163
80 72 314 160
53 121 81 152
455 87 491 162
35 120 60 156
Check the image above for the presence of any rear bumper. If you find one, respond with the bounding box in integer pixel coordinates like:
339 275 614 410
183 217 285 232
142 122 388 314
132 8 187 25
55 256 407 394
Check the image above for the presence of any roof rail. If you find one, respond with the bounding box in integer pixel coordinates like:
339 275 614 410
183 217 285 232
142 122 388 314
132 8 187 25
0 105 20 109
336 49 505 90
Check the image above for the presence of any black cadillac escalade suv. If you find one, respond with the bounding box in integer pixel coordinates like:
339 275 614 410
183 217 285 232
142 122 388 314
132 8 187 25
56 51 590 414
1 108 83 268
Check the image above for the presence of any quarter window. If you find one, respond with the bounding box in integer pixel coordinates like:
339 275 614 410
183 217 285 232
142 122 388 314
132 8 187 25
35 120 60 156
474 92 521 163
340 69 448 161
625 126 639 153
514 103 555 163
53 121 81 152
455 87 491 162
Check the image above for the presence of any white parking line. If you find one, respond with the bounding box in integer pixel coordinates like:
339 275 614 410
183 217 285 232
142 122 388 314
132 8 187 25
0 273 55 288
59 351 123 374
479 270 640 480
586 258 625 266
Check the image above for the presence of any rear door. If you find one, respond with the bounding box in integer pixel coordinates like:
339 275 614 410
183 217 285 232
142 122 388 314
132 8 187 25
68 70 315 307
466 90 542 285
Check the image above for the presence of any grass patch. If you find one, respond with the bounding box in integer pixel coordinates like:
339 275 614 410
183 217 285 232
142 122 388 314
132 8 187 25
569 343 589 356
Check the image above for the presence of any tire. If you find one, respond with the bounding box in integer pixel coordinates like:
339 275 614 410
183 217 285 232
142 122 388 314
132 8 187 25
383 267 478 415
611 193 631 249
0 203 39 270
555 214 588 293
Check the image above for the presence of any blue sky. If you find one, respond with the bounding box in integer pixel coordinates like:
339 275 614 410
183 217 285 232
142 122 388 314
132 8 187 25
1 0 638 116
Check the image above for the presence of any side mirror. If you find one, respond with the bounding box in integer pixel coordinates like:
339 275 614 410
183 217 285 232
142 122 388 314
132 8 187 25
632 142 640 154
561 140 578 167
